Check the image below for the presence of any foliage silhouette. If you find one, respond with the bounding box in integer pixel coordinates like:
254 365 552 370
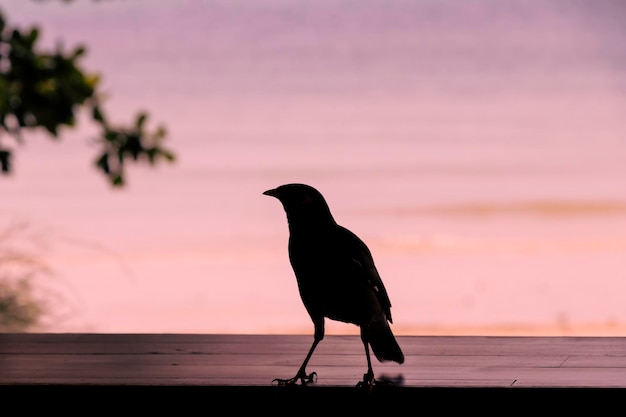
0 5 175 186
0 222 50 331
1 1 176 330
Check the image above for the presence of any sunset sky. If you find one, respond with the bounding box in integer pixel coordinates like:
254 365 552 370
2 0 625 335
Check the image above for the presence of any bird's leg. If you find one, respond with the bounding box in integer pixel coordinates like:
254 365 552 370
356 340 377 389
273 338 320 386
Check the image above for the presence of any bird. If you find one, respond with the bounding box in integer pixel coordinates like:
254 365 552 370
263 183 404 388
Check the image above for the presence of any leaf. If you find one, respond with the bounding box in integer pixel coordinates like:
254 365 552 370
136 112 147 130
160 149 176 162
92 105 105 124
0 149 11 173
84 74 100 89
27 28 39 47
155 125 167 139
111 173 124 187
72 46 86 58
94 152 110 174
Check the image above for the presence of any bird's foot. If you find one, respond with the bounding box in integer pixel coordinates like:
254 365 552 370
356 371 397 392
355 371 376 390
272 371 317 386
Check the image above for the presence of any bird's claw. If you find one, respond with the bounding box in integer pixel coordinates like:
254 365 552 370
273 371 317 386
356 372 396 391
355 371 379 391
356 372 374 388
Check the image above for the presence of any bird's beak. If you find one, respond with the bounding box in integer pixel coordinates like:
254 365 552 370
263 188 279 198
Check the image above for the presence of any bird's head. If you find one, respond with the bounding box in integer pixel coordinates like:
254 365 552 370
263 183 335 226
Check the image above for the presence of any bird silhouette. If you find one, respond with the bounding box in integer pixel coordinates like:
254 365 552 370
263 183 404 387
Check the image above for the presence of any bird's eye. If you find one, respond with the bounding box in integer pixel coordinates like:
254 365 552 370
301 193 314 204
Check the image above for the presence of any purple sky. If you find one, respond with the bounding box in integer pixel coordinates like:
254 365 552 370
2 0 625 334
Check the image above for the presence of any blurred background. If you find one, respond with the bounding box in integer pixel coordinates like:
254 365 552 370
1 0 625 335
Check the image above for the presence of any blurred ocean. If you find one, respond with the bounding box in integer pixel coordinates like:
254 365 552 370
2 0 625 335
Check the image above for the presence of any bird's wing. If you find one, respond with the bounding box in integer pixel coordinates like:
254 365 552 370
336 225 394 323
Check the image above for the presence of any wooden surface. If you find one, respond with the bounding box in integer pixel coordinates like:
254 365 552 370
1 333 625 409
2 333 626 387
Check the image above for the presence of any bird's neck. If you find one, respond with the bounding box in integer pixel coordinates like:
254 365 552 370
286 210 336 234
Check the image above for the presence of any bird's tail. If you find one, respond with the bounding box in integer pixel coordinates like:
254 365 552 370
368 317 405 364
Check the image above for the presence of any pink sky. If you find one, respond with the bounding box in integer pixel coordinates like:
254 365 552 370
2 1 625 335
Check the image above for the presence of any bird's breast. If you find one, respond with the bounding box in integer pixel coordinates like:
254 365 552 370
288 233 337 275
